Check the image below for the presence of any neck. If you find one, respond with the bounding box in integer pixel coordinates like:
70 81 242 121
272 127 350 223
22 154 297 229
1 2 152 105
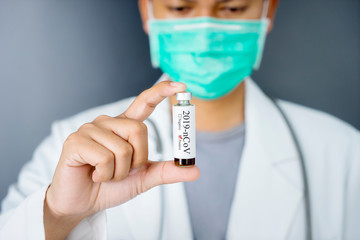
170 82 245 132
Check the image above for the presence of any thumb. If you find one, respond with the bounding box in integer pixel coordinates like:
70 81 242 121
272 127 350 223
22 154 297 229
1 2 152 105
144 160 200 188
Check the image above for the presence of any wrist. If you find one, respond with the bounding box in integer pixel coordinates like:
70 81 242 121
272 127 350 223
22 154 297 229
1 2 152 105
43 186 85 240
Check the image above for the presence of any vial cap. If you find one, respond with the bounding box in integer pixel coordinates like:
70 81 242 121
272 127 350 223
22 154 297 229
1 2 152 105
176 92 192 101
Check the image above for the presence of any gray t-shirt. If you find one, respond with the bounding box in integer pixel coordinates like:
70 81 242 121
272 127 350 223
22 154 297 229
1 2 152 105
184 123 245 240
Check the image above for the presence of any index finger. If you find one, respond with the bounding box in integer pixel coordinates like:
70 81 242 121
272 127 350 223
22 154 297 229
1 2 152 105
120 80 186 122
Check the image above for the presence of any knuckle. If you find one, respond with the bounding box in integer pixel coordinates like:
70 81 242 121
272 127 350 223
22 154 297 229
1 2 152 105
62 133 84 161
131 121 147 135
101 151 114 165
94 114 110 123
118 144 133 159
64 132 80 145
78 122 96 132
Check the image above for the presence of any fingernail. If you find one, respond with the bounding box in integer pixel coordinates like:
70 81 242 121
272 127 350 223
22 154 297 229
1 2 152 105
170 81 185 88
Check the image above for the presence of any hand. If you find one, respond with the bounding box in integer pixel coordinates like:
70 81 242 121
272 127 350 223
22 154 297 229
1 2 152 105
44 81 200 239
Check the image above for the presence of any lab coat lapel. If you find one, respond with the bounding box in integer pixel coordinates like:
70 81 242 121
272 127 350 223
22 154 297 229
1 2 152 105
227 78 304 239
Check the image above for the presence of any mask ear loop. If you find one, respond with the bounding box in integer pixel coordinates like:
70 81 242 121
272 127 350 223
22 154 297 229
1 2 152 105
147 1 162 68
253 0 270 70
261 0 270 19
147 1 155 20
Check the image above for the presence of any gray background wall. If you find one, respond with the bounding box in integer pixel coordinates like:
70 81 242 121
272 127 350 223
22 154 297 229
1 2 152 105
0 0 359 203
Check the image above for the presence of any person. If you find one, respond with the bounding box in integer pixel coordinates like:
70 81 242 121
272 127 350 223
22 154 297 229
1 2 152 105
0 0 359 239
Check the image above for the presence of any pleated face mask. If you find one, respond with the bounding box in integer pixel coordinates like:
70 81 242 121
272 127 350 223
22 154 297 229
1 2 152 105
148 9 269 100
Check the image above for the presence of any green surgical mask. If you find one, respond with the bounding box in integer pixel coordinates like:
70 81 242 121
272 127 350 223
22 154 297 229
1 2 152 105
148 11 269 100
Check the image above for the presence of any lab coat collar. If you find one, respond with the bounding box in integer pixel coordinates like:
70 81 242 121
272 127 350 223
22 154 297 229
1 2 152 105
121 76 304 240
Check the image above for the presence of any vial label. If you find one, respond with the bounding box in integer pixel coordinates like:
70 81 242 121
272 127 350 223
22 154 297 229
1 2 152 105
173 105 196 159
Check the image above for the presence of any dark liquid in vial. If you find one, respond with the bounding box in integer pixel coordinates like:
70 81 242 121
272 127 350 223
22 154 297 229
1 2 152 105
174 158 195 167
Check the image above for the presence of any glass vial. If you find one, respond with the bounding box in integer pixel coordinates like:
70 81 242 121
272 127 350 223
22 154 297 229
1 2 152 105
173 92 196 167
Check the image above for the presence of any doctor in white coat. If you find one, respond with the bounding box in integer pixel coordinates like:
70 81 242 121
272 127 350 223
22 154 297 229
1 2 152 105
1 0 360 239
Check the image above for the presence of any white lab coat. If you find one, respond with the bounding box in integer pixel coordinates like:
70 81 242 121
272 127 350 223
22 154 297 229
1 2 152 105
0 77 359 240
